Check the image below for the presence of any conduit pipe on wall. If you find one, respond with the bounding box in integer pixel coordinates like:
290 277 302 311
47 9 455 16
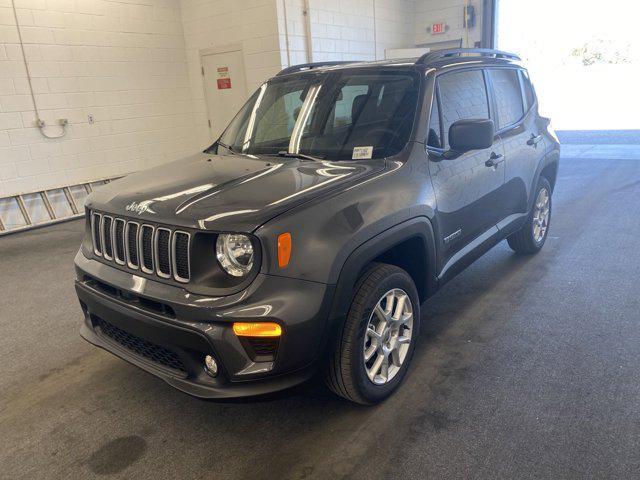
281 0 292 66
303 0 313 62
10 0 68 139
372 0 377 60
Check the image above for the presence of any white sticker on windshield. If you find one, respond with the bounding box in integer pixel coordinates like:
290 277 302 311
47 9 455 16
352 146 373 159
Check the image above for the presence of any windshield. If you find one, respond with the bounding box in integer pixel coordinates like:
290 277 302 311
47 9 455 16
217 69 420 160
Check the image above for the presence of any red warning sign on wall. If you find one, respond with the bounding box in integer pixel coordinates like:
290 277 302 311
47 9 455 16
217 66 231 89
217 78 231 89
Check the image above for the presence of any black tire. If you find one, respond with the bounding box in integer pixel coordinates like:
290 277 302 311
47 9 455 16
325 263 420 405
507 177 552 254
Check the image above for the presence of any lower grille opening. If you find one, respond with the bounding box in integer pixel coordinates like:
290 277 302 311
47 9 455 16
94 316 187 376
242 337 279 362
83 275 175 318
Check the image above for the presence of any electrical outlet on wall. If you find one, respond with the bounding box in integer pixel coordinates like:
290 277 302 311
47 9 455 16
87 114 94 124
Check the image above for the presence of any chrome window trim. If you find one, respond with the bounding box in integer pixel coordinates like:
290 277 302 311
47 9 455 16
125 221 139 269
101 215 114 261
172 231 191 283
139 224 155 274
91 212 102 256
154 227 172 279
113 218 126 265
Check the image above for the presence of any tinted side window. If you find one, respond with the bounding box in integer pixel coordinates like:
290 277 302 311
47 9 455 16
520 70 536 110
427 93 442 149
490 68 524 128
437 70 489 149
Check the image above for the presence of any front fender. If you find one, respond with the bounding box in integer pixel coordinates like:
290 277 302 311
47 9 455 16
254 146 437 284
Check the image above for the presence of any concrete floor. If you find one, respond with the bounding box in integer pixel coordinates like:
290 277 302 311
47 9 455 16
1 144 640 479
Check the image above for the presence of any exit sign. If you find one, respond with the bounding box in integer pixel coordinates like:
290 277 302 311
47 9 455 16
431 22 446 35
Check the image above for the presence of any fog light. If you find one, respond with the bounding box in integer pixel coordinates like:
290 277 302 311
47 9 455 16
204 355 218 377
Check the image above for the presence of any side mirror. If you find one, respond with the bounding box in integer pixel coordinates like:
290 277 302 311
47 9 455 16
448 119 495 153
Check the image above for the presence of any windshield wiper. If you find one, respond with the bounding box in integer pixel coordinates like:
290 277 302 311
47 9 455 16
217 141 238 154
277 151 324 162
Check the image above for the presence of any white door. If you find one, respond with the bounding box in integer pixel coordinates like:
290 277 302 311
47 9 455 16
201 49 248 139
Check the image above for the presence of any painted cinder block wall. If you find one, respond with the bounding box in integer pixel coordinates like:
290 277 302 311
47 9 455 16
0 0 197 198
1 0 482 199
179 0 283 151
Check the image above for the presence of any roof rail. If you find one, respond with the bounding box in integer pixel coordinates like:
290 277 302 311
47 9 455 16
416 48 521 65
276 61 354 76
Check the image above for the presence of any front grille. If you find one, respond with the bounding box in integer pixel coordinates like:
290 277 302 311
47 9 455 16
91 211 191 283
91 212 102 255
102 216 113 259
114 219 125 264
173 232 190 282
141 225 154 273
155 228 171 277
126 222 139 268
95 316 187 375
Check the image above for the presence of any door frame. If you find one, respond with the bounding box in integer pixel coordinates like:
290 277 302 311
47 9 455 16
199 43 248 135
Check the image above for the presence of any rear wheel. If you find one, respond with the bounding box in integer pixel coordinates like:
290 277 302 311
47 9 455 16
325 263 420 405
507 177 552 254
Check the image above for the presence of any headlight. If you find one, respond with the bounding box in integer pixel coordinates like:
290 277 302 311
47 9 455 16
216 233 254 277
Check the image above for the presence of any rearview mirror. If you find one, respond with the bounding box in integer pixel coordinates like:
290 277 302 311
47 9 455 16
448 119 494 153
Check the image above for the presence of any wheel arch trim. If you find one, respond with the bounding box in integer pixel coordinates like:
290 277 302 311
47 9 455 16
328 216 437 324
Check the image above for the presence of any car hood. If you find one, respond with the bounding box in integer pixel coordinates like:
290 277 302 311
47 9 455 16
86 152 385 232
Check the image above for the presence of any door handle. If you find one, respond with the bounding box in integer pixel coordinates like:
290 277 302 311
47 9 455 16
527 134 543 146
485 152 504 168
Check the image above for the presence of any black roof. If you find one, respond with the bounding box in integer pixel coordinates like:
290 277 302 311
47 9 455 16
275 48 522 77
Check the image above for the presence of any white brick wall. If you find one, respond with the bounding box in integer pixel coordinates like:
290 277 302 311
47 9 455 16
0 0 197 198
277 0 414 65
0 0 482 199
179 0 283 149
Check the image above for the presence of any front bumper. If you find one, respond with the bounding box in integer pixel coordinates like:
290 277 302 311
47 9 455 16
74 251 335 399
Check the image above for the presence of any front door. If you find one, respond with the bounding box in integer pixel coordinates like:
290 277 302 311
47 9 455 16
427 68 506 274
202 48 248 139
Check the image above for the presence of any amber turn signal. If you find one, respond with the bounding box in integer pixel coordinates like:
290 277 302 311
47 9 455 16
233 322 282 337
277 232 292 268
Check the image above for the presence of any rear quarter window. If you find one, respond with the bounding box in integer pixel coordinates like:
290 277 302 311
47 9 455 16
520 70 536 110
489 68 524 128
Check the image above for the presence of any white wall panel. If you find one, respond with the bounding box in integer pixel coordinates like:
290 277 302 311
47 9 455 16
179 0 282 149
0 0 197 198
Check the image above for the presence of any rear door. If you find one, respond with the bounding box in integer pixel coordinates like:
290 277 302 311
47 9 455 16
487 67 541 223
427 68 506 272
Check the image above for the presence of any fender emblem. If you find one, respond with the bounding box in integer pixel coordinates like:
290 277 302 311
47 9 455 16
444 229 462 244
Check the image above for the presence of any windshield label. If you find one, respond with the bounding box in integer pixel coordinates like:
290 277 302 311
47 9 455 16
352 146 373 159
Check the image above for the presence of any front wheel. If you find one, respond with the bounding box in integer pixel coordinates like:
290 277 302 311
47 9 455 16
507 177 552 254
325 263 420 404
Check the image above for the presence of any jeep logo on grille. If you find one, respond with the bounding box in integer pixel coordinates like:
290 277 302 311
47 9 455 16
125 201 150 215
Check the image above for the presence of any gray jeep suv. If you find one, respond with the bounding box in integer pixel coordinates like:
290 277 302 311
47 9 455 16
74 48 560 404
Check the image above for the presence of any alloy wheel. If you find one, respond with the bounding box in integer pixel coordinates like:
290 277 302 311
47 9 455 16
532 187 550 244
363 288 414 385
